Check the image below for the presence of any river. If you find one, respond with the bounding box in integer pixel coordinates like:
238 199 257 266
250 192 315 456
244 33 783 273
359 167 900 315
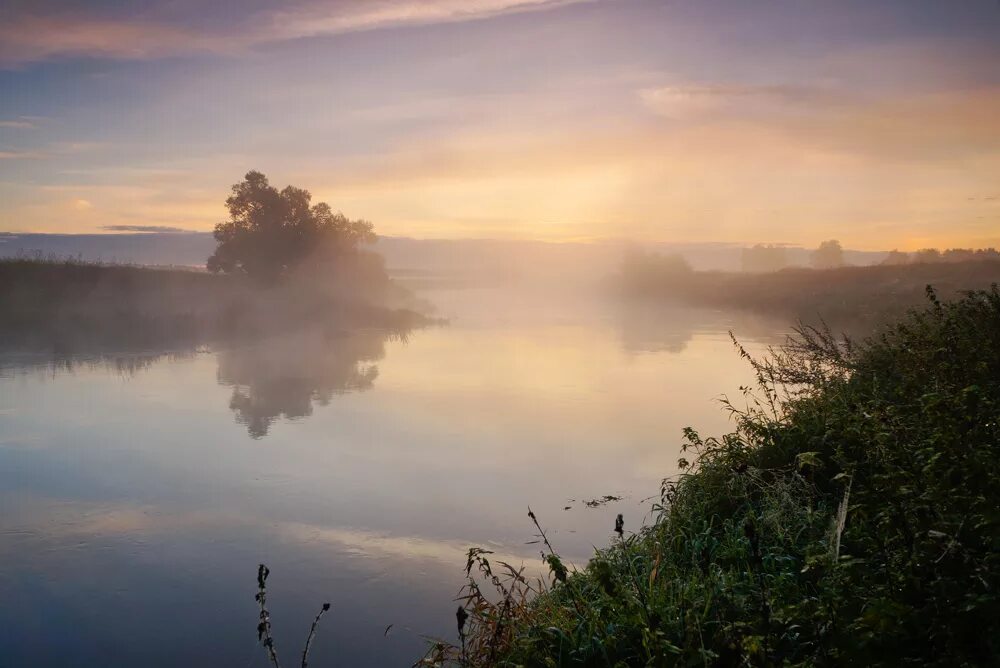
0 284 788 666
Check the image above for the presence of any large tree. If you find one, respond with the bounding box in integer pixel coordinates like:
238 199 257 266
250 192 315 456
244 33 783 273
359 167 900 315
207 171 375 282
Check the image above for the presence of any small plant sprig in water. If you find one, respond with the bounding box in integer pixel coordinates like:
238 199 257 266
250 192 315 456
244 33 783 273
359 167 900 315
255 563 331 668
418 507 619 666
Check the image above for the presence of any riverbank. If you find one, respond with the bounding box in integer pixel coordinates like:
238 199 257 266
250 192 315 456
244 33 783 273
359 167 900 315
0 258 430 353
619 256 1000 327
427 287 1000 666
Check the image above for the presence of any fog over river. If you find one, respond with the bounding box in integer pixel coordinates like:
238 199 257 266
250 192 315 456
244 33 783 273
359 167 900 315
0 284 787 666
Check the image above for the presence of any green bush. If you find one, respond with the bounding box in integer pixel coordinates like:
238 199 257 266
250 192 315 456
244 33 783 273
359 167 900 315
434 286 1000 667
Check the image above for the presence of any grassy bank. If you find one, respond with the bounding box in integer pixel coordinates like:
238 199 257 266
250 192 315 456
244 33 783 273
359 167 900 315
0 257 429 353
619 255 1000 328
427 286 1000 666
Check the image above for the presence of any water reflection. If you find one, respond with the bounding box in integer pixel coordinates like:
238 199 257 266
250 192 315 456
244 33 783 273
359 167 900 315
0 350 196 379
0 289 793 667
0 326 410 439
616 302 790 354
216 328 404 438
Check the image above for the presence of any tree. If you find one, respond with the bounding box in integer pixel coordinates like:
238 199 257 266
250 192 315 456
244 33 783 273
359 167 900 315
741 244 788 273
913 248 942 264
207 171 375 282
942 248 976 263
880 249 910 266
620 249 692 294
810 239 844 269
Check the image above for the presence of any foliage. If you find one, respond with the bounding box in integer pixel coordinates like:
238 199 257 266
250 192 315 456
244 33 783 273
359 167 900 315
619 253 1000 329
620 249 692 292
207 171 376 282
742 244 789 273
0 257 427 354
810 240 843 269
882 248 1000 267
429 286 1000 666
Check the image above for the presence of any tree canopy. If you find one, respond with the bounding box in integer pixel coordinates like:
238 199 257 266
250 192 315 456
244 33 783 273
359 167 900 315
207 171 376 282
811 239 844 269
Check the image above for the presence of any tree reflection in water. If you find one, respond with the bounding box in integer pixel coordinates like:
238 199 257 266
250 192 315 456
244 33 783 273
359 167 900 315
216 327 407 438
0 325 411 439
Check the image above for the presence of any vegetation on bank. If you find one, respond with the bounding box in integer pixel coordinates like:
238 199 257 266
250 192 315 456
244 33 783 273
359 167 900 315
0 257 426 352
207 170 380 284
423 286 1000 666
0 171 431 353
620 250 1000 327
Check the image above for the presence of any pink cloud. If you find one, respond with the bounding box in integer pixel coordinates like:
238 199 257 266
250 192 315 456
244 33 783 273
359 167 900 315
0 0 592 66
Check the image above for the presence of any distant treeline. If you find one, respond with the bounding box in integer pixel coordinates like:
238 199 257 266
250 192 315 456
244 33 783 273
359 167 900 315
740 241 1000 274
880 246 1000 265
620 250 1000 328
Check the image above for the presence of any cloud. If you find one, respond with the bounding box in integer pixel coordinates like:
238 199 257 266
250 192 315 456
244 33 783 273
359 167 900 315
266 0 590 39
0 141 103 160
0 500 557 574
0 118 36 129
51 141 105 153
0 150 45 159
280 83 999 245
0 0 592 65
638 84 839 119
0 17 216 65
101 225 196 233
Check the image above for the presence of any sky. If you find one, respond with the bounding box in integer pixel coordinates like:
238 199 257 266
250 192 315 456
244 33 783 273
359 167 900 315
0 0 998 250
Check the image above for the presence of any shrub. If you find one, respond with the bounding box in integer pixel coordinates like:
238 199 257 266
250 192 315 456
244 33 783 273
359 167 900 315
430 286 1000 666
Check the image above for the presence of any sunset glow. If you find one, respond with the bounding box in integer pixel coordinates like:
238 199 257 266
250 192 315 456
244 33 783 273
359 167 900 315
1 0 998 249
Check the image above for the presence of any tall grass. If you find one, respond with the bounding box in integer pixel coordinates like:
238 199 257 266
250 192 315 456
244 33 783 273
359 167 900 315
426 285 1000 666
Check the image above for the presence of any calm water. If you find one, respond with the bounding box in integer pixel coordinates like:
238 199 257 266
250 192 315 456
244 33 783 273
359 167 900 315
0 286 786 666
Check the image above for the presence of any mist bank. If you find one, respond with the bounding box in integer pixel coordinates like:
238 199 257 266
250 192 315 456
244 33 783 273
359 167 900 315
619 254 1000 328
0 258 430 355
0 232 889 282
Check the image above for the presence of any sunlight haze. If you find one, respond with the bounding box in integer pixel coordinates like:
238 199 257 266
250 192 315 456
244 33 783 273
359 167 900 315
1 0 998 249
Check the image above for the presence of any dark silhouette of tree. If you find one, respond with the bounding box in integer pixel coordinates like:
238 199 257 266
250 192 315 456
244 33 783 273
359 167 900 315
880 249 910 266
741 244 788 273
913 248 943 264
619 249 692 295
207 171 375 282
811 239 844 269
942 248 976 263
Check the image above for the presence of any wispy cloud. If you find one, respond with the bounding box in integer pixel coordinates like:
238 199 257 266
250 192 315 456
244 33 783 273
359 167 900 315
50 141 105 153
0 150 45 159
0 118 37 129
102 224 196 233
0 141 103 160
267 0 591 39
0 16 213 65
638 84 841 119
0 0 592 65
